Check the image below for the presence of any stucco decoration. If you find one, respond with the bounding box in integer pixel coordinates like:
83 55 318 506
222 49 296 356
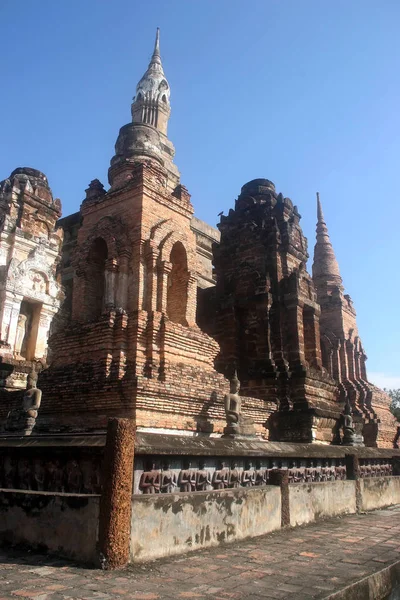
5 243 63 307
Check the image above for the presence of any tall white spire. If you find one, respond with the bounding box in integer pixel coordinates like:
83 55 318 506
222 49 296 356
109 29 180 188
131 28 171 133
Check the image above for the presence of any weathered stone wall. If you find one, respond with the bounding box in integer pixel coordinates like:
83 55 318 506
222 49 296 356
289 481 356 527
0 440 103 494
0 489 100 564
130 475 400 563
130 486 281 561
360 477 400 512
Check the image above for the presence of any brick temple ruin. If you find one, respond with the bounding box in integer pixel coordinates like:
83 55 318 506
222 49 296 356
0 29 399 568
0 29 395 447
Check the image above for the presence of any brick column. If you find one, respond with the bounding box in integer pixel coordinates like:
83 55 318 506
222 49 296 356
5 297 22 350
332 339 341 382
186 273 197 326
346 340 356 381
99 418 135 569
360 353 367 381
144 242 158 312
345 453 362 512
0 299 13 342
157 260 172 313
270 469 290 527
104 259 118 309
285 303 305 370
303 306 322 368
116 252 130 311
35 308 53 359
339 341 349 381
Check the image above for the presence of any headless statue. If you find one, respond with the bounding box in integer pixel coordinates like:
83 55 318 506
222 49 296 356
160 461 177 494
212 461 229 490
242 461 255 487
139 462 160 494
178 460 196 492
228 462 241 488
196 461 211 491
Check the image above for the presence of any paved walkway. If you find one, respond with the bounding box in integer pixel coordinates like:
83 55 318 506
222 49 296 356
1 506 400 600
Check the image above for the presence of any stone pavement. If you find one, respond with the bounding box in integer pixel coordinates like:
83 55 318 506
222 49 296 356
1 506 400 600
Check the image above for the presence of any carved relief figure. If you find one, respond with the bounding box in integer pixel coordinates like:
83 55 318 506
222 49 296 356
53 460 65 491
46 460 60 492
66 460 83 493
18 459 32 490
139 461 160 494
160 461 177 493
4 457 17 488
29 270 47 294
178 460 196 492
196 460 211 491
228 461 241 488
91 459 102 493
288 460 301 483
212 461 229 490
242 461 255 487
255 460 267 486
33 459 45 491
305 460 316 482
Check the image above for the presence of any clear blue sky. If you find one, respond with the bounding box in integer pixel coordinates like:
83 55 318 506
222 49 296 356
1 0 399 388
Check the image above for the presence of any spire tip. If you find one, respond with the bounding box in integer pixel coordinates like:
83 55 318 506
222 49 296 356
316 192 324 223
154 27 160 55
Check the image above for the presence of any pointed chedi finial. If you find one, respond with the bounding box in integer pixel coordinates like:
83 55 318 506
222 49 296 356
147 27 163 73
312 192 343 290
317 191 324 222
152 27 161 63
131 28 171 135
109 28 180 190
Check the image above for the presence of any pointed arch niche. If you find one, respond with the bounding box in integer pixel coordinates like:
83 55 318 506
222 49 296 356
166 241 189 326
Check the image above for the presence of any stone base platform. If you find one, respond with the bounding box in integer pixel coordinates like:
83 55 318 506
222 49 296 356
1 506 400 599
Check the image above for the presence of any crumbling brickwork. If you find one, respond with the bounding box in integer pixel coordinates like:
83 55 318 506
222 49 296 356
312 194 397 447
212 179 340 443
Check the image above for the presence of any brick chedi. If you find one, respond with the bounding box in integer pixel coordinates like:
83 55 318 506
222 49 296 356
213 179 341 443
37 30 231 434
0 168 64 414
312 194 397 447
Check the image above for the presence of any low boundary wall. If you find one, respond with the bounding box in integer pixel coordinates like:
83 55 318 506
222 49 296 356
0 489 100 564
289 481 356 527
130 485 281 561
130 475 400 562
1 429 400 567
360 477 400 512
